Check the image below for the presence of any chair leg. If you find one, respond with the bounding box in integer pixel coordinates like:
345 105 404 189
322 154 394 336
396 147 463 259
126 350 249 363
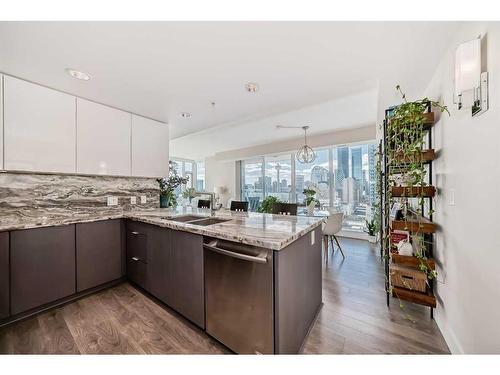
333 235 345 259
323 235 329 263
329 235 335 256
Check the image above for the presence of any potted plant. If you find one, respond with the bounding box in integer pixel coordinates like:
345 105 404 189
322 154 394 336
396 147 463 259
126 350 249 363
365 218 378 243
156 162 189 208
257 196 281 214
182 187 197 204
303 187 319 216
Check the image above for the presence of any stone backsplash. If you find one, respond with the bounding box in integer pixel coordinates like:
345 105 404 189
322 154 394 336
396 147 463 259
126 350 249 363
0 172 159 227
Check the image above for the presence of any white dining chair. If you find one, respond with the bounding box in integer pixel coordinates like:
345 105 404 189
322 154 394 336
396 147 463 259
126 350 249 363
322 212 345 262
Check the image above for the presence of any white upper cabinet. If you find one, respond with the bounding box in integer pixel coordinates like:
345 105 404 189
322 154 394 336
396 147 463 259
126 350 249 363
3 76 76 173
76 98 131 176
131 115 169 178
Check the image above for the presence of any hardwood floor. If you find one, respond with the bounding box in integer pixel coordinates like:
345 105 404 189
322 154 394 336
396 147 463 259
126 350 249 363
302 238 449 354
0 238 449 354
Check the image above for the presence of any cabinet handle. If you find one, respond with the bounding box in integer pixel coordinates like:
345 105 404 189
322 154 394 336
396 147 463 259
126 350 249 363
203 242 268 264
131 231 140 235
131 257 140 262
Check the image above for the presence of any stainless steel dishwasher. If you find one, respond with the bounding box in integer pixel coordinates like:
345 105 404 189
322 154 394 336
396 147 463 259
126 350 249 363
204 238 274 354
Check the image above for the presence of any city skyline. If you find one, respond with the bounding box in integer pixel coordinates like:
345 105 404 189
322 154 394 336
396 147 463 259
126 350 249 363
241 143 376 232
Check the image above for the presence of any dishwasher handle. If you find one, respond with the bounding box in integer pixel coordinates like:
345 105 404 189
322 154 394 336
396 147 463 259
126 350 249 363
203 241 268 264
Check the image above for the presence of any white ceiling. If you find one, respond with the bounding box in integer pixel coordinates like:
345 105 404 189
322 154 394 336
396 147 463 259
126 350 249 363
170 88 378 160
0 21 461 152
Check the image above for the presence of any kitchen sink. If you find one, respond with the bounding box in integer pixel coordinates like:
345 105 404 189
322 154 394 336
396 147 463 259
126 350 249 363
164 215 205 222
188 218 231 226
162 215 231 226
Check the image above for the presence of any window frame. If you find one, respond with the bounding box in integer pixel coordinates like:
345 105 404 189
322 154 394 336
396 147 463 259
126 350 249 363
238 140 377 232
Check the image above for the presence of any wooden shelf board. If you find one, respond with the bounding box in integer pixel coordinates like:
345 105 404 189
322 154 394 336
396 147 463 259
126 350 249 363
391 186 436 197
388 112 435 129
392 286 436 308
390 213 437 233
391 254 436 270
393 149 436 164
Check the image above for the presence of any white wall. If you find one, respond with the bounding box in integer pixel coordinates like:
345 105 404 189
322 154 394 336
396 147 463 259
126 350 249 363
204 156 236 207
214 125 375 162
423 22 500 354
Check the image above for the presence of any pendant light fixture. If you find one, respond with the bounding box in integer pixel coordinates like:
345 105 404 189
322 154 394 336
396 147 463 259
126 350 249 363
276 125 316 164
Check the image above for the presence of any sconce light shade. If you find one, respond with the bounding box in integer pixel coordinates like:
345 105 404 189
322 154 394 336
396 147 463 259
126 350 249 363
455 38 481 96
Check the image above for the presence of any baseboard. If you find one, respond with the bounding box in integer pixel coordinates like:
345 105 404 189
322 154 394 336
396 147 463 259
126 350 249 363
434 308 464 354
0 277 125 328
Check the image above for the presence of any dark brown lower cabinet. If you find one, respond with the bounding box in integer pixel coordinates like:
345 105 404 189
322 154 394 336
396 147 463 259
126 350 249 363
76 220 124 292
10 225 76 315
146 225 172 304
125 221 172 302
0 232 9 320
170 231 204 328
126 221 150 289
125 221 204 328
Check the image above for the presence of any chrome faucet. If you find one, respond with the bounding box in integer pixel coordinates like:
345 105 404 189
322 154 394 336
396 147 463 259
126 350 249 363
194 191 216 215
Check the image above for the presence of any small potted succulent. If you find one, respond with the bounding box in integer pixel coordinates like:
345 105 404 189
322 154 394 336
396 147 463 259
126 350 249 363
365 218 378 243
156 161 189 208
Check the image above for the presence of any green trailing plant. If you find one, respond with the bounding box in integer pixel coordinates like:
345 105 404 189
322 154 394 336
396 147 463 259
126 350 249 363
385 85 448 282
373 149 382 234
381 86 449 320
257 196 281 214
303 187 320 206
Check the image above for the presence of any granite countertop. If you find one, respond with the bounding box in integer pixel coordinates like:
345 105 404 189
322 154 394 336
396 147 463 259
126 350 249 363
0 207 325 250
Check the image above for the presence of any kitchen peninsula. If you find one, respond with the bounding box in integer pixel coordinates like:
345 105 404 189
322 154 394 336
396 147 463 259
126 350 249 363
0 207 324 354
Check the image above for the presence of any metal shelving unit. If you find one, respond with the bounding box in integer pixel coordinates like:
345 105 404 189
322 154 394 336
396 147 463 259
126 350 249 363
380 102 437 318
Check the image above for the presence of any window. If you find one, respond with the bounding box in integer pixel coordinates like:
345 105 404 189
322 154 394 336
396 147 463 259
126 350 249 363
184 161 193 189
332 144 377 232
238 142 377 232
170 157 197 201
295 149 330 208
196 161 205 191
241 158 265 211
264 154 293 202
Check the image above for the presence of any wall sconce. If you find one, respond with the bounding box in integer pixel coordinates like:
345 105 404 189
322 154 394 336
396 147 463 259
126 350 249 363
455 36 488 116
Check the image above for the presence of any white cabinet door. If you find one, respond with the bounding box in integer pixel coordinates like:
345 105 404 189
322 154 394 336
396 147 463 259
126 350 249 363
4 76 76 173
77 98 131 176
131 115 169 177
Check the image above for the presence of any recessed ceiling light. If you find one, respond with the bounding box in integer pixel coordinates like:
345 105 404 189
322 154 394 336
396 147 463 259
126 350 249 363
180 112 192 119
65 68 91 81
245 82 259 93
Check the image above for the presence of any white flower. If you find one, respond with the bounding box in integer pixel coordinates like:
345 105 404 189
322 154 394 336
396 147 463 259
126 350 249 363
310 184 320 194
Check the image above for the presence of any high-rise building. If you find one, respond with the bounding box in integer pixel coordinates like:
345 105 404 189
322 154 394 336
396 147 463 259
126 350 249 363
265 176 272 194
337 147 349 180
255 177 263 191
368 143 377 205
281 179 288 191
296 174 305 193
311 165 329 184
351 147 362 181
342 177 360 205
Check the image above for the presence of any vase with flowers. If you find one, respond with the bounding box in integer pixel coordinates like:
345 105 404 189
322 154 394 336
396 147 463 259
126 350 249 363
303 186 320 216
156 161 189 208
